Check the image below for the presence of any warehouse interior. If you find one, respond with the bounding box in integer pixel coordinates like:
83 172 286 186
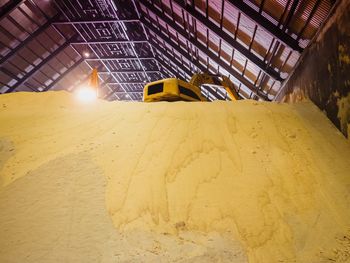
1 0 350 262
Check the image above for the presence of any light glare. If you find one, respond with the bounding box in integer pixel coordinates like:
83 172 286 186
76 87 97 102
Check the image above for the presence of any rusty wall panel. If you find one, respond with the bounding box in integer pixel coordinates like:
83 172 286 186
278 0 350 138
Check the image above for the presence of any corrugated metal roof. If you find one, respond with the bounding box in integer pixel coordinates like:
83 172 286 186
0 0 336 100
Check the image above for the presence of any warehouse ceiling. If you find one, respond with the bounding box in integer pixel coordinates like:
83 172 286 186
0 0 336 101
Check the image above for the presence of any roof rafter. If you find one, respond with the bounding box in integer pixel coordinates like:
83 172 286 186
225 0 303 52
150 38 192 79
53 1 136 101
85 57 156 61
71 39 148 44
53 18 140 24
151 37 233 100
0 67 38 92
3 35 77 93
104 82 145 100
0 14 60 65
103 55 187 99
99 70 160 74
139 3 269 100
43 58 85 91
141 18 205 72
172 0 283 81
0 0 25 20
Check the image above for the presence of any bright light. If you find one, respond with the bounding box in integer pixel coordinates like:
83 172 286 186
83 52 90 58
75 87 97 102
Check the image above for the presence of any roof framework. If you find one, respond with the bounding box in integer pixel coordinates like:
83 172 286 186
0 0 335 101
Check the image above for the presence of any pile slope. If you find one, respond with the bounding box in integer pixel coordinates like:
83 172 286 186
0 91 350 262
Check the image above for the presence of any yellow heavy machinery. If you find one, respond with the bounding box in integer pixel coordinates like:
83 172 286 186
143 73 240 102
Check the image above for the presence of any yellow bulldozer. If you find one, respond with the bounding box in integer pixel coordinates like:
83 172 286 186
143 73 240 102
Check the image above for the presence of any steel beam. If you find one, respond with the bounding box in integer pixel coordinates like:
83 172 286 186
140 13 269 100
98 70 160 74
108 1 151 83
154 54 184 79
43 58 84 91
283 0 300 30
154 53 186 79
0 14 60 65
85 57 155 61
0 67 37 91
203 84 228 101
53 0 134 101
0 0 25 20
149 38 196 78
71 39 148 45
104 81 144 99
103 79 122 99
151 39 239 101
53 18 140 24
296 0 322 41
104 40 231 101
142 21 207 74
102 50 175 99
225 0 302 52
4 36 76 93
153 36 202 77
172 0 282 81
104 83 146 99
104 89 143 99
112 91 143 94
105 81 146 84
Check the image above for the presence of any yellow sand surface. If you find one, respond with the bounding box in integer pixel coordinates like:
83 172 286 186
0 91 350 262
